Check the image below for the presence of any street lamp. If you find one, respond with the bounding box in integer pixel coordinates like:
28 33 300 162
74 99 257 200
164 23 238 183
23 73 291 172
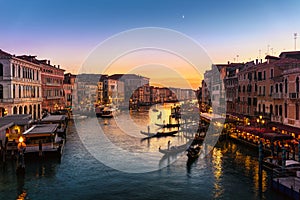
257 115 265 129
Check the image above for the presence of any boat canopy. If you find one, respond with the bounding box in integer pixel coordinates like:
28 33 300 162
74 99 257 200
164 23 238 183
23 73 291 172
41 115 66 123
23 124 58 137
260 132 294 141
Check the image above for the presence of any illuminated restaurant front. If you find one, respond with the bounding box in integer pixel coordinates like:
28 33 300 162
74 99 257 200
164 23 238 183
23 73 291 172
233 125 296 154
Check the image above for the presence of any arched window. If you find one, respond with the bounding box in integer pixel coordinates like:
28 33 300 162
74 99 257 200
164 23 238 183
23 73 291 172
280 83 283 93
13 106 17 114
13 84 15 98
296 103 299 120
33 105 37 119
18 66 21 78
275 105 278 115
258 104 261 113
0 84 3 99
284 103 288 118
285 79 288 94
279 105 283 116
24 105 28 114
38 104 41 119
19 106 23 114
12 64 15 77
263 104 265 114
270 104 273 115
0 63 3 76
19 85 22 98
296 77 300 93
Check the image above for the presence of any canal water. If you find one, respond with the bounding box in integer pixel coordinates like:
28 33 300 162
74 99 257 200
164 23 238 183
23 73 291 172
0 104 287 200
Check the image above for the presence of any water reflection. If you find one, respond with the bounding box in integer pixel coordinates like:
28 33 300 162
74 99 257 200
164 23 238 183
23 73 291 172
212 148 223 199
0 104 286 199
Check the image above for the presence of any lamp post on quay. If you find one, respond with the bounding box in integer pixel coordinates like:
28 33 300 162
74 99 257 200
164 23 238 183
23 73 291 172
257 115 265 130
16 136 26 174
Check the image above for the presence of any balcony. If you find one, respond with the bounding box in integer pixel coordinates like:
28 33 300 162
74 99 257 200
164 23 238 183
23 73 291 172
254 112 271 119
0 97 43 103
46 96 63 100
45 82 62 87
272 93 283 99
271 115 283 123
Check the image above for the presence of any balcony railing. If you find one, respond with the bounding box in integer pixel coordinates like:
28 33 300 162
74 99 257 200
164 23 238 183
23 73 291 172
0 97 43 103
289 92 300 99
46 96 63 100
271 115 283 123
272 93 283 99
254 112 271 119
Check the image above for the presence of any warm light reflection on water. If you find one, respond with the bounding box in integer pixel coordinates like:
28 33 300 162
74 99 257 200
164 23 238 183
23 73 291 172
0 105 287 200
212 148 223 199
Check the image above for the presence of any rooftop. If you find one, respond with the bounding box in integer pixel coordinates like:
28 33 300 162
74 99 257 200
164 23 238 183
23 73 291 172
0 121 14 130
23 124 58 135
0 114 33 126
41 115 66 122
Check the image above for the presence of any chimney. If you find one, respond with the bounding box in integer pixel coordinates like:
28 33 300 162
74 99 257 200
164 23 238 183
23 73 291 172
47 60 50 65
228 61 230 64
255 59 258 65
58 65 60 69
260 59 262 64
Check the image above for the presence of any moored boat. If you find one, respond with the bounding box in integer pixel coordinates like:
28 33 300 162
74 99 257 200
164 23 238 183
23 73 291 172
155 123 180 128
22 124 65 158
140 131 156 137
141 130 178 140
159 143 188 154
155 130 178 137
96 106 116 118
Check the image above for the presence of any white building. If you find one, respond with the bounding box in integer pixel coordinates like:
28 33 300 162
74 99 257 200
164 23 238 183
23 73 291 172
0 50 42 119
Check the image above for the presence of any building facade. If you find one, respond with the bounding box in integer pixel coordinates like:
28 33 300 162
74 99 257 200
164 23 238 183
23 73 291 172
63 73 77 109
39 60 65 113
0 50 42 119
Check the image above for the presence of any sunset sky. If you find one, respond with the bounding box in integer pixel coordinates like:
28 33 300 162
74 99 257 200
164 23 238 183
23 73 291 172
1 0 300 89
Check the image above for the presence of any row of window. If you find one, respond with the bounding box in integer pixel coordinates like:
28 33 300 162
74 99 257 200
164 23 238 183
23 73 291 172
12 84 40 99
0 84 41 99
11 64 39 81
42 68 63 76
238 79 300 95
239 102 300 121
43 89 64 97
43 77 63 85
240 69 274 81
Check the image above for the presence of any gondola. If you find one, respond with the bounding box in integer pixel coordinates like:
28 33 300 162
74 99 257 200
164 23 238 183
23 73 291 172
159 143 188 154
155 123 180 128
140 130 178 140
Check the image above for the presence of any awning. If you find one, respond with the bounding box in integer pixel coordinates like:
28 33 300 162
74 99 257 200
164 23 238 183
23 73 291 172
236 126 270 136
269 122 300 134
260 132 294 141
